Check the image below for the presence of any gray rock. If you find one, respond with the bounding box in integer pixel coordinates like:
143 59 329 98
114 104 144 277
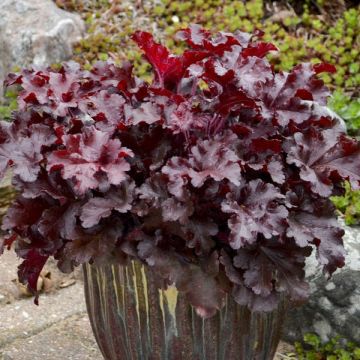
0 0 84 96
284 220 360 343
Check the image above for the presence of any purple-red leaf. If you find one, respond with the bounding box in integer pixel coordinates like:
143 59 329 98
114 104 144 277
80 181 135 228
132 31 183 87
18 249 49 304
47 126 133 195
0 123 56 182
286 194 345 275
287 129 360 196
221 180 288 248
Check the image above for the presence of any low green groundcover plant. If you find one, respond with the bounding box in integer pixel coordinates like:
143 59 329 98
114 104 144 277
294 333 360 360
0 89 18 121
0 27 359 317
331 181 360 226
62 0 360 93
328 91 360 137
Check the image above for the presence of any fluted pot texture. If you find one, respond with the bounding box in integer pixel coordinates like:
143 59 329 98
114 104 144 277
83 261 287 360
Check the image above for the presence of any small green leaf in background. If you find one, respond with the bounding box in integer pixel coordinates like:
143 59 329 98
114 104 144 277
328 91 360 137
353 348 360 359
0 88 18 121
304 333 321 351
331 182 360 226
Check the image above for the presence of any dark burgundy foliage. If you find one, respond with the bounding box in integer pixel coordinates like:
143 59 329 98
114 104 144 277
221 180 288 249
1 26 358 316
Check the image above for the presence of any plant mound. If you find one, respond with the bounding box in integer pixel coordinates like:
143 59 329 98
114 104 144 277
1 26 359 317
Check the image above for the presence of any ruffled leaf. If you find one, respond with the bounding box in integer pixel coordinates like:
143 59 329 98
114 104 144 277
47 126 133 195
80 181 135 228
221 180 288 248
287 129 360 196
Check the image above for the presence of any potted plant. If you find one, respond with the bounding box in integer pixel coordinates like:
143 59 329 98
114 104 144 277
0 26 358 360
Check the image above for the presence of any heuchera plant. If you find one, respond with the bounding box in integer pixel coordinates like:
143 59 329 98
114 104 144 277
0 26 359 317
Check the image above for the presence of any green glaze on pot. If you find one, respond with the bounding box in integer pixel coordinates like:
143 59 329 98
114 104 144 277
84 261 287 360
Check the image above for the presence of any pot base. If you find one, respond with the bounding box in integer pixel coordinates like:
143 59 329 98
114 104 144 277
84 262 287 360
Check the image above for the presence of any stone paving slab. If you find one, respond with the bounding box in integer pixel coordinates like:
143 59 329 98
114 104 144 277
1 314 101 360
0 282 88 349
0 248 21 301
0 252 101 360
0 247 18 285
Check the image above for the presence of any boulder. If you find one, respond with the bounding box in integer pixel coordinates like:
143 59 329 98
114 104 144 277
0 0 84 96
284 220 360 343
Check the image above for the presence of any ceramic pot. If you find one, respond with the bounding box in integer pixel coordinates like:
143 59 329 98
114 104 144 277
83 261 287 360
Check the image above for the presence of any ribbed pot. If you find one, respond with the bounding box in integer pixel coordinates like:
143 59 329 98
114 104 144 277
83 261 287 360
